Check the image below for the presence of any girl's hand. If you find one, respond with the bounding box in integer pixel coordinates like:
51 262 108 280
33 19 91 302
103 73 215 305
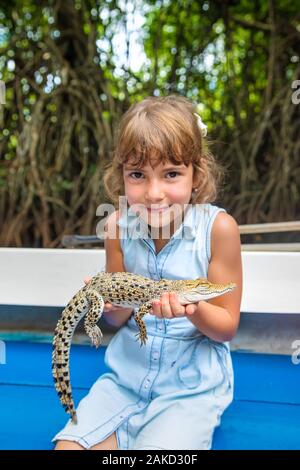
83 277 119 312
149 291 198 319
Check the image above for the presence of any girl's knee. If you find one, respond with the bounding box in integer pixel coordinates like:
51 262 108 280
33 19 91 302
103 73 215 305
90 432 118 450
54 440 85 450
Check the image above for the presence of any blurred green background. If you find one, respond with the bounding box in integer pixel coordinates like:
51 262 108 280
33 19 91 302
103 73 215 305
0 0 299 247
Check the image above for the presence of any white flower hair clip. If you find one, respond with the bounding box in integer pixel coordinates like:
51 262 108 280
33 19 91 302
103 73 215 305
194 113 207 137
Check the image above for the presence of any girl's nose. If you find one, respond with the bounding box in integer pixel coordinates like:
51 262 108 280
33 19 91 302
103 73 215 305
145 181 164 202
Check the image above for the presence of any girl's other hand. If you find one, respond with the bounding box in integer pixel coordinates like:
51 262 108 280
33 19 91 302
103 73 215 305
149 292 198 318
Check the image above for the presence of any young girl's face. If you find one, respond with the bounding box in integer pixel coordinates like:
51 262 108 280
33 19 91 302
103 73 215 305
123 159 196 229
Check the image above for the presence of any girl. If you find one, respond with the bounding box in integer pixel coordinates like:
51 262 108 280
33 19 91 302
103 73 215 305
53 95 242 450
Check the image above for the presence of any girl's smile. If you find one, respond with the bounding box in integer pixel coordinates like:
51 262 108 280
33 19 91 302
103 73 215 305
146 205 169 212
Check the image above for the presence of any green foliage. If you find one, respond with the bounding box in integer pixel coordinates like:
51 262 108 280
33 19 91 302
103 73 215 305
0 0 299 247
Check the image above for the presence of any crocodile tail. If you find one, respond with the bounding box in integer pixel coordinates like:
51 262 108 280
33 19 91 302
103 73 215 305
52 290 88 423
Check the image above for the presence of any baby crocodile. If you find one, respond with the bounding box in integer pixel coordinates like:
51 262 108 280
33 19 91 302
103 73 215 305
52 271 236 423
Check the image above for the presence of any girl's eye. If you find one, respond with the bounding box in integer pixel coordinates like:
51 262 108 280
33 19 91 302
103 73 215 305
129 172 144 179
127 171 180 180
166 171 179 179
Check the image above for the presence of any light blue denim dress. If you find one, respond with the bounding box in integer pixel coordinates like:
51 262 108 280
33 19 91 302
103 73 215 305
52 203 234 450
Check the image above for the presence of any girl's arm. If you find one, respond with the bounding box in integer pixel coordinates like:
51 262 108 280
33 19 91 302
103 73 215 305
98 210 133 328
187 212 243 342
149 212 242 342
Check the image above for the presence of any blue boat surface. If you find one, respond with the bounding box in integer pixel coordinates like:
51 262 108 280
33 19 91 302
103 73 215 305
1 246 300 450
1 339 300 450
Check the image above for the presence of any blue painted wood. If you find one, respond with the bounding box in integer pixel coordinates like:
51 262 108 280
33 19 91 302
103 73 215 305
0 341 299 450
0 340 108 388
232 352 300 405
2 341 299 403
213 401 300 450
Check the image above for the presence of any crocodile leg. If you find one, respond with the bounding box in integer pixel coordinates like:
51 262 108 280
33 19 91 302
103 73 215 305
134 302 152 346
84 289 105 347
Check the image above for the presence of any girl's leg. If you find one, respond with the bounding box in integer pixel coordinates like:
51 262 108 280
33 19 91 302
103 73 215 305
54 432 118 451
90 432 118 450
55 440 85 450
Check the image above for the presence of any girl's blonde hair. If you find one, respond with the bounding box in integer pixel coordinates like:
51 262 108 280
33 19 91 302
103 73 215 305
103 95 224 206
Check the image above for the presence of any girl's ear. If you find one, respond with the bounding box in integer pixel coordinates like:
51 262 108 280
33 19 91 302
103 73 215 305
192 165 203 189
193 158 207 184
